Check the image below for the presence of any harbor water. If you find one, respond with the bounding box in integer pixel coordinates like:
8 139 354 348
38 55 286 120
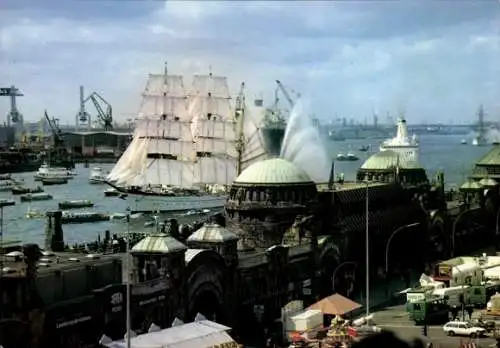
0 134 490 246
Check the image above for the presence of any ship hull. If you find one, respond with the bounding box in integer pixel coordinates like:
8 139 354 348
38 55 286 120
107 184 227 213
260 126 285 157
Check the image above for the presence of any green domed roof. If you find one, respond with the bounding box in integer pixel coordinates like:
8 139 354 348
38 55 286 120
360 150 421 171
235 158 313 185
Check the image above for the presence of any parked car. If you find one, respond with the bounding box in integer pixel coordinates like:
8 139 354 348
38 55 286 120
442 321 486 337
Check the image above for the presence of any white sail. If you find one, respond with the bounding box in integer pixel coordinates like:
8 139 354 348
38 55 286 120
239 102 267 170
108 136 144 182
190 74 233 121
138 72 190 122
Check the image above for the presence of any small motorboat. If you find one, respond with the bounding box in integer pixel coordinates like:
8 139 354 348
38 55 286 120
12 186 44 195
58 200 94 210
42 177 68 185
104 188 120 197
346 152 359 161
461 139 468 145
89 167 107 184
358 145 370 152
61 211 110 224
336 153 346 161
20 193 53 202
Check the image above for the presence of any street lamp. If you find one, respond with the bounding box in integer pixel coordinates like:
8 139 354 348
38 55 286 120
125 206 132 348
384 222 420 274
331 261 357 293
365 181 370 316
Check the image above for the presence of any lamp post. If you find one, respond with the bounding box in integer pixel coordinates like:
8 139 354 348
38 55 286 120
365 181 370 316
126 206 131 348
331 261 357 293
385 222 420 274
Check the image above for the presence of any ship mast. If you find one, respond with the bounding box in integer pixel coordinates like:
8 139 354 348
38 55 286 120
235 82 246 175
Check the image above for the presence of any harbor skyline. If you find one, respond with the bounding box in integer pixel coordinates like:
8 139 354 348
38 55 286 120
1 1 499 124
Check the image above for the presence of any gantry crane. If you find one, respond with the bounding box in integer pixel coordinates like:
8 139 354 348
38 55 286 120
0 85 24 126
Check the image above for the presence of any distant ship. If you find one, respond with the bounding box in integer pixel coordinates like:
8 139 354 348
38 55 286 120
380 115 419 163
259 105 287 157
258 80 299 157
472 105 488 146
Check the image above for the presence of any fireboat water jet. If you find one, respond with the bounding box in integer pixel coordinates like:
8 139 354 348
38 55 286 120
279 99 330 182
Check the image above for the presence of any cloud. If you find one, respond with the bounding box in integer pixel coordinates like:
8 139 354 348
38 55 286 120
0 0 499 125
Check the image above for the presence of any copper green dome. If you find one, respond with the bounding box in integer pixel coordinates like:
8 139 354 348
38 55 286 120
361 150 421 171
235 158 313 185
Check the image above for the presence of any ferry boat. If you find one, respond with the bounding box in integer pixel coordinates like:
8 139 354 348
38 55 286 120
106 63 266 213
380 116 419 163
34 163 76 181
345 152 359 161
89 167 107 184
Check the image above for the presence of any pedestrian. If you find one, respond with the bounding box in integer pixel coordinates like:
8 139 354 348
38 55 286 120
466 306 473 320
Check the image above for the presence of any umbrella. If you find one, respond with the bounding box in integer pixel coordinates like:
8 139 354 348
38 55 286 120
308 294 362 316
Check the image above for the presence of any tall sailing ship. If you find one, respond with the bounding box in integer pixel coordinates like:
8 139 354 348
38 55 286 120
106 63 266 213
472 105 488 146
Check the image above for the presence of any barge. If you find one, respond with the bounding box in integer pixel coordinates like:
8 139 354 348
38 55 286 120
12 186 44 195
41 177 68 185
19 193 53 202
61 211 109 224
58 200 94 210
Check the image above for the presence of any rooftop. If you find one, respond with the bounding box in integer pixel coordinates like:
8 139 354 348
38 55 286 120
234 158 313 185
131 233 187 254
475 146 500 167
360 150 422 171
187 224 239 243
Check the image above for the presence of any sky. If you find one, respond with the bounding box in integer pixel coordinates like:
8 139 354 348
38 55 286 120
1 0 500 126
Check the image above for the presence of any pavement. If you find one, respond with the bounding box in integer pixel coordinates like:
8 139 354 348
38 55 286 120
369 304 498 347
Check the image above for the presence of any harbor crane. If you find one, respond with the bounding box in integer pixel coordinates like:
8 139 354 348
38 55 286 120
0 85 24 126
75 85 113 131
44 110 64 147
84 92 113 131
275 80 301 109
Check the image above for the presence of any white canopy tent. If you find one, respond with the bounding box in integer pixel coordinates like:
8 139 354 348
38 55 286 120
101 320 237 348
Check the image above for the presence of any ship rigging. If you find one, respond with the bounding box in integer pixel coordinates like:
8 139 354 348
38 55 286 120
106 62 265 213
